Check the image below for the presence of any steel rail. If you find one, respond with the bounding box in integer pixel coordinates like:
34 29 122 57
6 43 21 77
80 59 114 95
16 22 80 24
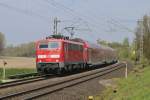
25 63 124 100
0 63 125 100
0 74 54 89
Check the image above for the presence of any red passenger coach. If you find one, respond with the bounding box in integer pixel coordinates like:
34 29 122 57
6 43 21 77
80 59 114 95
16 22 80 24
36 35 86 74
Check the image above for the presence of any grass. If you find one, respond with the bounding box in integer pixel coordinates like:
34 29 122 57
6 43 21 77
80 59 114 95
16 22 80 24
0 68 36 82
101 65 150 100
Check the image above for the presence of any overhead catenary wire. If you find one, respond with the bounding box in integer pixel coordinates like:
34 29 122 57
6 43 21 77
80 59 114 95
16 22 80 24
108 18 134 33
43 0 102 33
0 1 50 22
43 0 135 34
0 0 136 35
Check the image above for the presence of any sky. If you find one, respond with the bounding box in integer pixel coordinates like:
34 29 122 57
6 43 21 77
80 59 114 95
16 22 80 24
0 0 150 45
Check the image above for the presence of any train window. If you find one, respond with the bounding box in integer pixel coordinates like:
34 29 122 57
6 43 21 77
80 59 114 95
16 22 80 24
72 44 74 50
49 42 59 49
66 43 83 51
67 43 70 50
39 42 59 49
39 44 48 49
68 43 73 50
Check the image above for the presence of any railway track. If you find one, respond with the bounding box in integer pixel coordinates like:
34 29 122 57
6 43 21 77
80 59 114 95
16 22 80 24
0 74 55 89
0 62 125 100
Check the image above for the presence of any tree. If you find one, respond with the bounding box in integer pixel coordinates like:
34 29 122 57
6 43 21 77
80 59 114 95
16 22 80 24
134 25 141 61
143 15 150 61
97 39 108 46
97 38 131 59
119 38 130 58
135 14 150 63
0 32 5 54
123 38 129 47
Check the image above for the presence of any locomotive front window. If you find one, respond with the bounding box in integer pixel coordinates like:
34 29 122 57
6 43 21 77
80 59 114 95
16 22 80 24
49 42 59 49
39 42 59 49
39 44 48 49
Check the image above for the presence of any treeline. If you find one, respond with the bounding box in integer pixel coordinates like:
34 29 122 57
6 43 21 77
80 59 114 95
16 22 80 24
98 14 150 64
0 32 35 57
2 42 35 57
97 38 133 60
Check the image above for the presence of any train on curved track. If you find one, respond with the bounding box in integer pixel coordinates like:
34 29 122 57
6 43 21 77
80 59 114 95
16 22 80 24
35 35 118 74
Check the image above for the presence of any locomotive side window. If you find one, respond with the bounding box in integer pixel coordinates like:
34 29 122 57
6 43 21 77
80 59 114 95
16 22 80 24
67 43 83 51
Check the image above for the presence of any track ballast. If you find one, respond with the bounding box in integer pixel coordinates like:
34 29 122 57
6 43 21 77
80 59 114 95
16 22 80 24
0 62 125 100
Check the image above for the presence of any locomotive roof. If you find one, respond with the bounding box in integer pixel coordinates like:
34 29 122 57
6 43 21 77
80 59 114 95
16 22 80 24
36 37 115 51
37 38 84 45
64 38 114 51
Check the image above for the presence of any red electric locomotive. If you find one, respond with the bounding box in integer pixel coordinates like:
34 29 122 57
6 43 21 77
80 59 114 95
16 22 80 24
35 35 117 74
36 35 88 74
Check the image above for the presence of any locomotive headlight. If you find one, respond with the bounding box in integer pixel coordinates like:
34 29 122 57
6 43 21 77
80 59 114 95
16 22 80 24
38 55 46 58
50 55 60 58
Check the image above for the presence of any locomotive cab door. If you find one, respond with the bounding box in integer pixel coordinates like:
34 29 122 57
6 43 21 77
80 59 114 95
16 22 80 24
87 48 92 64
64 42 68 62
83 47 88 63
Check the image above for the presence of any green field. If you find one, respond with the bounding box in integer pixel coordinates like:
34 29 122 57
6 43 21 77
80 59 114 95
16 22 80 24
102 65 150 100
0 68 36 82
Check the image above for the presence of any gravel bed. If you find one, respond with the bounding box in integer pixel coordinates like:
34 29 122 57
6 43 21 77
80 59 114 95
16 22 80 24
0 62 133 100
36 63 133 100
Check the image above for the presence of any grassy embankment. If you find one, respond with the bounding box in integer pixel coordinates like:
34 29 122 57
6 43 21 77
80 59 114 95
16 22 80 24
0 57 36 82
102 65 150 100
0 68 36 82
0 68 36 78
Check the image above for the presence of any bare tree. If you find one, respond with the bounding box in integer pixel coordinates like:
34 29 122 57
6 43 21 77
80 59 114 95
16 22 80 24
143 15 150 61
0 32 5 54
135 15 150 62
